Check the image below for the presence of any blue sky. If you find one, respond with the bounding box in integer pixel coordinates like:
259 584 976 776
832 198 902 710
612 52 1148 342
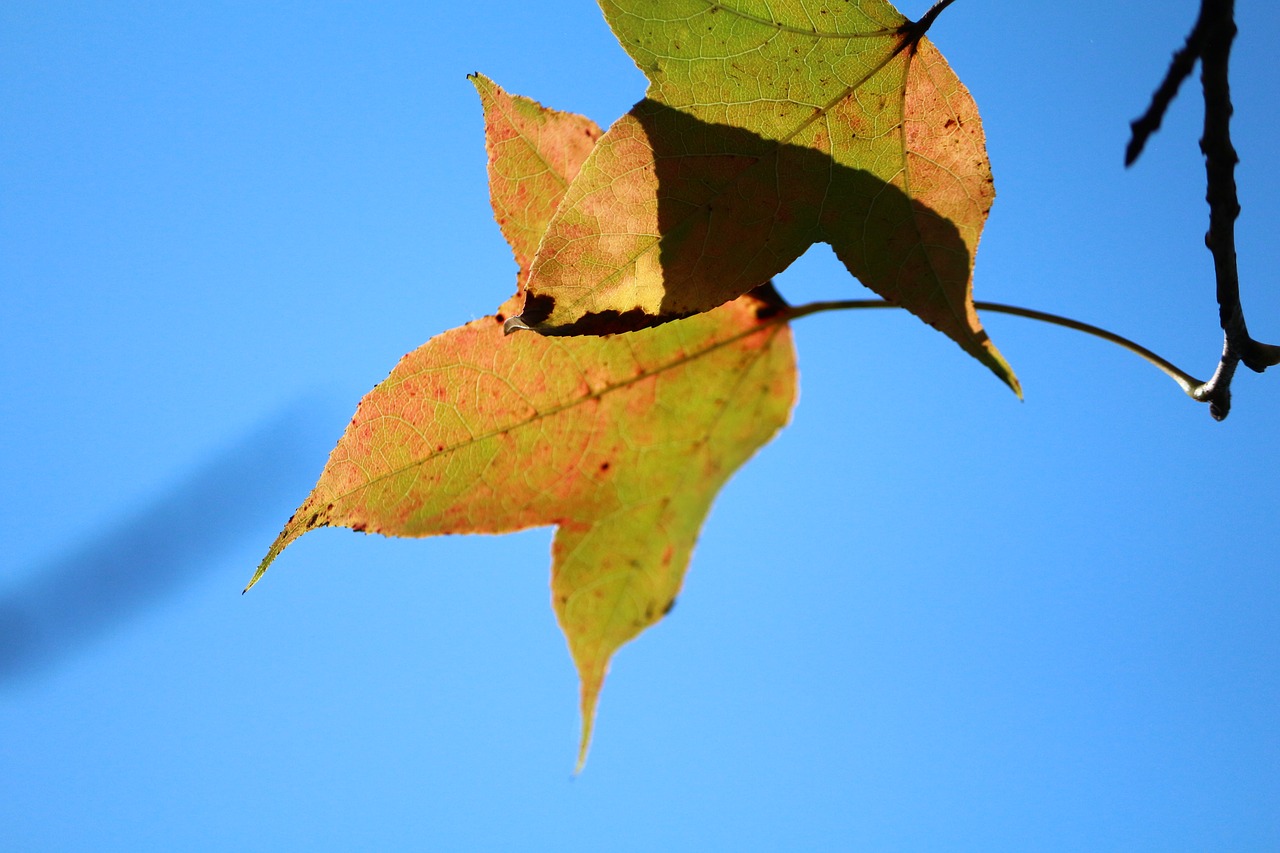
3 2 1278 850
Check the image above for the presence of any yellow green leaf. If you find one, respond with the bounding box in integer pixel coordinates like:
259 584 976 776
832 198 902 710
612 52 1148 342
511 0 1018 393
251 77 798 768
471 73 602 278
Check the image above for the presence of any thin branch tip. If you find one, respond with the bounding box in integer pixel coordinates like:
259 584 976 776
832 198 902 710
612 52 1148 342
1125 7 1208 166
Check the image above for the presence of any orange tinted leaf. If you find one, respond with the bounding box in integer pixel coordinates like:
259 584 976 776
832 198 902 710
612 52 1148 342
251 77 798 768
252 294 795 767
471 73 602 279
511 0 1017 393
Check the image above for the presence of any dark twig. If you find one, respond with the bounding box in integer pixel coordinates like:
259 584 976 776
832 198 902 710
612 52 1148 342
1125 9 1208 167
899 0 958 45
1126 0 1278 420
1194 0 1280 419
912 0 958 34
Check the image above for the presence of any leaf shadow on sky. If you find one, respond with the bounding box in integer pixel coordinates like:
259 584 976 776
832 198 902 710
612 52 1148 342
0 402 335 689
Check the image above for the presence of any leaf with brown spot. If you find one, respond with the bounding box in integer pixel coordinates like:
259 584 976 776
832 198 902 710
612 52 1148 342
509 0 1018 394
250 76 798 769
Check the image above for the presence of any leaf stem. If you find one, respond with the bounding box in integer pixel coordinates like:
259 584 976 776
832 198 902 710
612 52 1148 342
783 298 1207 399
915 0 958 31
904 0 959 43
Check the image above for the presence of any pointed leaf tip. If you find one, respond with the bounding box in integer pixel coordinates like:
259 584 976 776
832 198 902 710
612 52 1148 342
243 540 281 593
245 530 291 592
473 74 602 282
574 723 594 776
573 657 607 774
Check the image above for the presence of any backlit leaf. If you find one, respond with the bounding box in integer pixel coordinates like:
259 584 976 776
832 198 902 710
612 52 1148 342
510 0 1017 393
251 77 798 767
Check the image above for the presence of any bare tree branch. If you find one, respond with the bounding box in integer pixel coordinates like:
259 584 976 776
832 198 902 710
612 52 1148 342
1128 0 1278 420
1125 9 1208 167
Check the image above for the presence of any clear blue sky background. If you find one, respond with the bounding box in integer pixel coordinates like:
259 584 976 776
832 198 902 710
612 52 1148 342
3 2 1278 850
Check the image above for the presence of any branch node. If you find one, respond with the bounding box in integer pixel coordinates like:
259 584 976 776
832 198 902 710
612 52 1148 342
1131 0 1269 417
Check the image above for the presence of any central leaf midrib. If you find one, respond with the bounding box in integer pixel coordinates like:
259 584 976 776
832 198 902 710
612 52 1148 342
321 316 788 513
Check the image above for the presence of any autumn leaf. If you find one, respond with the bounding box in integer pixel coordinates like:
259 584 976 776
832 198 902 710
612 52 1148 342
250 76 798 768
472 74 603 274
509 0 1017 393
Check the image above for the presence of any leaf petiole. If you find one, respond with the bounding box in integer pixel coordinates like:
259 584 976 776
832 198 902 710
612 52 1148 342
784 298 1208 400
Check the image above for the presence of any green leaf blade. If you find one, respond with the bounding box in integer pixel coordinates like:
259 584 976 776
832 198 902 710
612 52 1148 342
515 0 1018 393
252 77 799 768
